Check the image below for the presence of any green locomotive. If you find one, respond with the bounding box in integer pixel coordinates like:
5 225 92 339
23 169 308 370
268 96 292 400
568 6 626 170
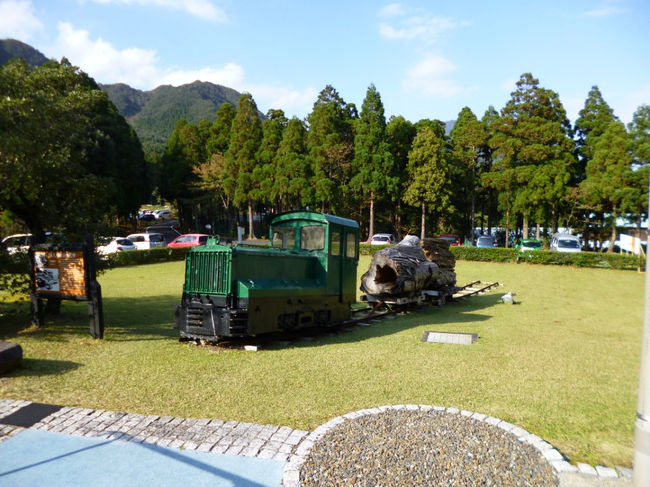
174 211 360 340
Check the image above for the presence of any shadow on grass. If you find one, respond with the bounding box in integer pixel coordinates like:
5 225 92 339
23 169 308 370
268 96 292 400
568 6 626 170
1 295 179 342
5 357 82 377
265 293 502 349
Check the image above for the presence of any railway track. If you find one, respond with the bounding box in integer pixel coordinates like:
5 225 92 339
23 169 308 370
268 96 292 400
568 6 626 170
193 281 501 349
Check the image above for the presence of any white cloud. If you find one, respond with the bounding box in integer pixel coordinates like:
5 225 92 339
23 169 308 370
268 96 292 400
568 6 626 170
52 22 160 87
582 7 625 17
88 0 228 22
47 22 313 117
402 54 461 98
377 4 461 44
243 84 319 118
378 3 406 18
0 0 43 40
159 63 244 89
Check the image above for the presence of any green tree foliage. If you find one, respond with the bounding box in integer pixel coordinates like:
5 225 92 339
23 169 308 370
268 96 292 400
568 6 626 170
350 84 396 240
207 102 236 156
274 117 311 211
158 118 208 224
0 58 148 238
484 73 575 243
450 107 488 240
306 85 357 213
254 109 288 210
575 86 618 171
580 121 632 251
628 105 650 167
404 125 452 239
224 93 263 238
386 116 416 236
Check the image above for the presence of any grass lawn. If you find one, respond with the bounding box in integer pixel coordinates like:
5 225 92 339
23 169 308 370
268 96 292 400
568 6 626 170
0 256 644 468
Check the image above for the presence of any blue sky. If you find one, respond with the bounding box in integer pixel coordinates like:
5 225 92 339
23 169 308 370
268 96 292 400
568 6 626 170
1 0 649 125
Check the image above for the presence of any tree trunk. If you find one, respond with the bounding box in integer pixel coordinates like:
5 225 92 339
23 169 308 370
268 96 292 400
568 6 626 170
368 194 375 242
536 223 541 240
523 216 529 239
608 204 618 254
420 202 426 240
247 199 256 240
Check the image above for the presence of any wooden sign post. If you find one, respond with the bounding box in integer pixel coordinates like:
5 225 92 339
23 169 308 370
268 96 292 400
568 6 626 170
29 234 104 339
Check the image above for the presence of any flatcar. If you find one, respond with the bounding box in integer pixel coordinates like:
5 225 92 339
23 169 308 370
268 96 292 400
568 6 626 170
174 211 360 340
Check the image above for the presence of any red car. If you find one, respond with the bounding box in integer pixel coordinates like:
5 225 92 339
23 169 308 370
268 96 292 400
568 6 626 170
438 234 461 246
167 233 209 248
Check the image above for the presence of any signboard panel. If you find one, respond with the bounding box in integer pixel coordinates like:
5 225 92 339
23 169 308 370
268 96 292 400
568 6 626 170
34 250 86 297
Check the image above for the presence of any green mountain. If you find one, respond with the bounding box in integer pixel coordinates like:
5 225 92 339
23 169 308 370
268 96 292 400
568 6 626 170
101 81 244 154
0 38 48 66
1 38 245 155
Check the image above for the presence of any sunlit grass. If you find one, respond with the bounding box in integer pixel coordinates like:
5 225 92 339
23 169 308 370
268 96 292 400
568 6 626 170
0 258 643 468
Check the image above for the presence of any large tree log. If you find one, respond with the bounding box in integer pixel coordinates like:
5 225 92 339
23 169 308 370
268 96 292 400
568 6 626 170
360 236 456 295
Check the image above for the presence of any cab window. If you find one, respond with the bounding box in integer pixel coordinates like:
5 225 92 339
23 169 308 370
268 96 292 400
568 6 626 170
346 232 357 258
272 226 295 250
330 231 341 256
300 225 325 251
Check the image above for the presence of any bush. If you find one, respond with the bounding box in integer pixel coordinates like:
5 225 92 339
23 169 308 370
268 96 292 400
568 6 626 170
100 247 189 269
0 252 30 296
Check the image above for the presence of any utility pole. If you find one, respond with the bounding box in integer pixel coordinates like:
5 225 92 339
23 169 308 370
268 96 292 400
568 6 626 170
634 183 650 486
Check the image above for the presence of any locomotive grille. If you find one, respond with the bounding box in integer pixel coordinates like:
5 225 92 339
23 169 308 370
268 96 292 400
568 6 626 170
186 250 231 295
186 304 204 327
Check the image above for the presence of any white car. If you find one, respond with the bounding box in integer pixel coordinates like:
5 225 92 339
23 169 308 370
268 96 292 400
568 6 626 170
1 233 32 254
126 233 166 250
153 209 173 220
550 233 582 253
97 237 136 255
370 233 395 245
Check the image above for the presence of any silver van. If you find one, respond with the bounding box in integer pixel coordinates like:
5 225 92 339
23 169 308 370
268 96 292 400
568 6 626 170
126 233 166 250
550 233 582 253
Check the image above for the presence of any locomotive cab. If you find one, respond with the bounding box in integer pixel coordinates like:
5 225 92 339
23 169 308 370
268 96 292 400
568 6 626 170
175 211 359 341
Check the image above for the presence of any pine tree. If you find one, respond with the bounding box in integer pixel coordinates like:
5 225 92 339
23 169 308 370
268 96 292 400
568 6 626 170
275 117 310 210
485 73 575 242
580 121 632 251
306 85 356 213
349 84 396 240
224 93 262 238
403 125 451 239
449 107 488 240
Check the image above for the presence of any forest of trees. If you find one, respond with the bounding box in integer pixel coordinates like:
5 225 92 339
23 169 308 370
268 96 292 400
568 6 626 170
1 57 649 253
156 73 650 251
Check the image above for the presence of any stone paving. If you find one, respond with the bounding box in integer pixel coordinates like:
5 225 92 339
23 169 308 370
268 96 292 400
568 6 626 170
0 399 635 486
0 398 308 462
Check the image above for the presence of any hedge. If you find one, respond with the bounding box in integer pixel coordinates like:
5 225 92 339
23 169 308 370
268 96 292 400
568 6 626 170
359 243 644 271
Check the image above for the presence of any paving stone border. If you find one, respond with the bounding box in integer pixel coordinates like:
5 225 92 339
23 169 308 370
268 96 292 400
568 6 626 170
0 399 308 462
282 404 632 487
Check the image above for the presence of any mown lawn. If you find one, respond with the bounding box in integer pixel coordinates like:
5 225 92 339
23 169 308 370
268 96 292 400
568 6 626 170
0 257 644 468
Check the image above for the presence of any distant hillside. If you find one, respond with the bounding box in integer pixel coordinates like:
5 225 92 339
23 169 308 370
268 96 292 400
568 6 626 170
101 81 244 154
0 38 48 66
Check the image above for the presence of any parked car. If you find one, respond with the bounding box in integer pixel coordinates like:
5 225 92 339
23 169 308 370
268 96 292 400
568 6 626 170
370 233 395 245
126 232 166 250
550 233 582 253
438 234 461 246
153 209 173 220
1 233 32 254
476 235 497 248
97 237 136 255
167 234 209 248
516 238 543 252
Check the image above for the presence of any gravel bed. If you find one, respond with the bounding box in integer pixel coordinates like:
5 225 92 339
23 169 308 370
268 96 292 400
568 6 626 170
299 409 559 486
